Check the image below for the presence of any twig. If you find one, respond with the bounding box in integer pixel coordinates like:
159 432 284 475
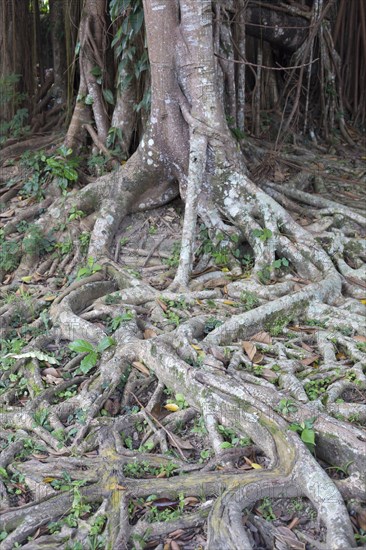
130 391 187 461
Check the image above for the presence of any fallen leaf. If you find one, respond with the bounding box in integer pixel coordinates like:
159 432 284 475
0 208 15 217
242 341 257 361
261 368 278 382
42 367 61 377
300 355 320 366
144 328 157 339
44 374 63 385
275 526 305 550
191 344 202 351
250 331 272 345
301 342 313 352
168 433 194 450
204 277 229 288
223 300 237 306
354 335 366 343
244 456 262 469
132 361 150 376
164 403 180 412
156 298 168 311
183 496 199 506
43 295 56 302
170 541 180 550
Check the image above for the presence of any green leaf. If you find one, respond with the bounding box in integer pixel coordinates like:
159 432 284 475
0 467 8 479
103 89 114 105
301 429 315 445
97 336 116 353
272 259 282 269
69 340 95 354
281 258 289 267
3 350 58 364
63 166 78 181
85 94 94 105
220 442 233 449
79 352 98 373
90 66 102 77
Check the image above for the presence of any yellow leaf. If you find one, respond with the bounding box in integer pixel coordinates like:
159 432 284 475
44 295 56 302
360 299 366 305
221 267 229 272
191 344 202 351
251 463 263 469
21 276 33 283
223 300 237 306
42 477 56 483
164 403 180 412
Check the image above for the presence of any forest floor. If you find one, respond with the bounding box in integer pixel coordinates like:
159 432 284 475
0 135 365 549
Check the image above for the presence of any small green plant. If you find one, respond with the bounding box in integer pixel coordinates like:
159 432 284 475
79 231 90 254
68 336 115 374
145 492 185 523
166 392 189 410
258 257 289 283
163 241 181 268
203 317 223 334
105 293 122 305
240 291 260 311
355 530 366 544
68 206 85 221
199 449 212 463
0 74 30 143
123 460 177 479
20 146 79 199
56 238 73 256
253 228 273 242
265 315 290 337
304 377 332 401
218 425 250 449
326 461 353 476
257 497 276 521
289 418 316 452
148 224 157 235
276 399 298 415
23 225 56 256
76 256 103 279
107 311 134 332
0 239 20 273
356 341 366 353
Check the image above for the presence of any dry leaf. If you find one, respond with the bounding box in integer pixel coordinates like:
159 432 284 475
44 374 64 385
204 277 229 288
0 208 15 218
223 300 237 306
301 342 313 352
250 331 272 345
43 295 56 302
156 298 168 311
168 433 194 450
170 541 180 550
354 335 366 343
42 367 61 377
244 456 262 469
261 368 278 382
184 496 199 506
242 341 257 361
132 361 150 376
300 355 320 366
144 328 157 339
